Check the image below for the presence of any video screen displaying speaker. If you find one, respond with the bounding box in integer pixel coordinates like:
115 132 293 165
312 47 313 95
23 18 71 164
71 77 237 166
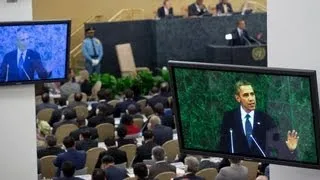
169 61 320 169
0 20 71 85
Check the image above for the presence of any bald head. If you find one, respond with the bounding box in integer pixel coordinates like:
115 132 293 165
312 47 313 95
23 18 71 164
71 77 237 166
256 175 268 180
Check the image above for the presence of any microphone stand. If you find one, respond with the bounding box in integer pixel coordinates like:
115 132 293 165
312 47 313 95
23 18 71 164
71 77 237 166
250 135 266 157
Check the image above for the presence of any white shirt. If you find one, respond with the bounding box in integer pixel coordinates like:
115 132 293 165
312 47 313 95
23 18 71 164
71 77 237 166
164 7 169 16
195 4 201 12
223 4 228 13
237 27 243 37
17 49 27 68
240 106 254 135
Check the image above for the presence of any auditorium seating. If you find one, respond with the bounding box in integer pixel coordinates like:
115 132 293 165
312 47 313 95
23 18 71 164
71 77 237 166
96 123 115 142
37 108 55 122
154 171 176 180
196 168 218 180
119 144 137 168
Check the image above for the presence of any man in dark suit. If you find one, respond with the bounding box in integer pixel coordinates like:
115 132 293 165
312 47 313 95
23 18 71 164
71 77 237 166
216 0 233 14
95 138 127 168
37 135 64 159
114 89 140 117
88 88 114 118
0 29 51 82
133 130 158 164
53 161 84 180
229 19 260 46
157 0 174 19
53 108 78 134
75 130 98 151
88 103 115 128
70 118 98 141
149 115 173 145
53 136 86 177
174 156 204 180
147 87 169 110
188 0 210 17
219 81 299 158
101 155 128 180
36 92 58 114
148 146 176 179
154 102 175 129
68 93 88 109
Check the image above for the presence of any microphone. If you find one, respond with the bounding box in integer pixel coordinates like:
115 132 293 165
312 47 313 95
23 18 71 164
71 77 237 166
250 134 266 157
242 35 252 45
249 36 262 45
230 128 234 153
5 64 9 82
22 66 31 80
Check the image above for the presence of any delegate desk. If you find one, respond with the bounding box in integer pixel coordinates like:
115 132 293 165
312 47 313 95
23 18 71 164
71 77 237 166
206 44 267 66
86 13 267 76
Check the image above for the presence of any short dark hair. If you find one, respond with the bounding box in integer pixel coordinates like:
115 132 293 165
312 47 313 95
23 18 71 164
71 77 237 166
151 86 159 94
154 103 164 115
124 89 134 99
50 109 62 124
120 114 134 125
74 93 83 102
85 27 96 32
143 130 154 140
104 137 116 147
41 93 50 103
97 88 113 101
133 163 148 178
80 130 91 139
63 136 75 148
61 161 75 178
152 146 165 161
116 125 128 138
92 168 106 180
58 97 67 106
45 135 57 147
63 108 77 120
234 80 252 95
76 117 86 126
237 19 245 26
160 82 169 93
229 158 241 164
127 104 138 115
96 103 108 116
101 155 114 164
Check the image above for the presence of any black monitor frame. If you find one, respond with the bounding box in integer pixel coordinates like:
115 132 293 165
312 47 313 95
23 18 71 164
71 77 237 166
168 60 320 169
0 19 71 86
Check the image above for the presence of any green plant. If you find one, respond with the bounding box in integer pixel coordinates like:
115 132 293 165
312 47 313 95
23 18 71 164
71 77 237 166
135 70 155 95
116 76 134 93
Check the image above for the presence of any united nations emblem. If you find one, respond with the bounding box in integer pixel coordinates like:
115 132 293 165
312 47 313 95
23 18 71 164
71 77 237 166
252 47 266 61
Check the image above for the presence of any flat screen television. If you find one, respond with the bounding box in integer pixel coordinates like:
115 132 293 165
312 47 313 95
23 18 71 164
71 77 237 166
0 20 71 85
168 60 320 169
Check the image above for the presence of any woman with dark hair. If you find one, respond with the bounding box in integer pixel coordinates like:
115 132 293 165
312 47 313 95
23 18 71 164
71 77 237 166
116 125 136 147
120 114 140 135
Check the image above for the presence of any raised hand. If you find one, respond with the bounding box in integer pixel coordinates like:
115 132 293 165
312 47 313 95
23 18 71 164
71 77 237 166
286 130 299 152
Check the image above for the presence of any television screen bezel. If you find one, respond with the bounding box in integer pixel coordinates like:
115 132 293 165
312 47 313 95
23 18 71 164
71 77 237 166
0 19 71 86
168 60 320 169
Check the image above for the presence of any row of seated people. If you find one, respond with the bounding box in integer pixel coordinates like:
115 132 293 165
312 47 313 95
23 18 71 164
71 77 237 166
157 0 240 19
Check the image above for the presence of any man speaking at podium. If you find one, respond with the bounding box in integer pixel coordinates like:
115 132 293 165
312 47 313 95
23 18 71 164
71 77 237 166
0 29 50 82
229 20 263 46
219 81 299 159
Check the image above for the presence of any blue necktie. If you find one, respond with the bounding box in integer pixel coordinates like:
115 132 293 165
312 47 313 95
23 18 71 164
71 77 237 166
18 53 24 78
245 114 253 147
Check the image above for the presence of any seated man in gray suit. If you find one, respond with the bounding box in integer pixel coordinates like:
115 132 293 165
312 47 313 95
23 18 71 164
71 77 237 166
215 158 248 180
148 146 176 179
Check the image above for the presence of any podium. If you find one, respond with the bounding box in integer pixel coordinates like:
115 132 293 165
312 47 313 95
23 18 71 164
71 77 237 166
206 44 268 67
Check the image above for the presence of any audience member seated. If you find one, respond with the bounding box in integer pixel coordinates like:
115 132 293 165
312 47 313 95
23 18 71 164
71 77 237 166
174 156 204 180
148 115 173 145
53 161 84 180
101 155 128 180
133 163 149 180
215 158 248 180
132 85 146 102
68 93 88 109
37 120 51 148
37 135 64 159
157 0 174 19
114 89 140 117
133 130 158 164
60 73 81 99
70 117 98 141
120 114 140 135
78 70 92 97
154 102 175 129
116 125 136 148
217 158 230 172
88 103 115 128
199 156 219 170
89 88 114 118
188 0 209 17
49 109 63 127
53 136 86 177
58 97 68 110
147 86 169 110
36 92 58 114
53 108 77 134
256 175 268 180
95 138 128 168
216 0 233 14
75 130 98 151
92 168 106 180
159 82 171 98
148 146 176 179
127 104 144 119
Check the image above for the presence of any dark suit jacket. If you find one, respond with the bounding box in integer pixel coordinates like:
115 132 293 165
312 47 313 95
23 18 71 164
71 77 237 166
53 149 86 177
219 108 276 157
0 49 49 81
37 146 65 159
117 138 136 148
199 160 219 170
174 173 205 180
68 101 88 109
147 94 169 109
229 28 254 46
114 99 140 117
160 115 175 129
104 166 128 180
88 101 114 118
216 2 233 13
69 126 99 141
88 115 114 128
157 7 174 18
188 3 209 16
148 161 176 179
132 140 158 164
36 102 58 114
153 124 173 145
80 80 92 96
95 147 127 168
75 139 98 151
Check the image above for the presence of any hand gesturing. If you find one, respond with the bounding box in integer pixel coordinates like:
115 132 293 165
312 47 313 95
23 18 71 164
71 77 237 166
286 130 299 152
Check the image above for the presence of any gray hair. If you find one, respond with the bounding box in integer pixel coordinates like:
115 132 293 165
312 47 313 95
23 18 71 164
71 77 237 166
185 156 200 173
152 146 165 161
150 115 161 125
